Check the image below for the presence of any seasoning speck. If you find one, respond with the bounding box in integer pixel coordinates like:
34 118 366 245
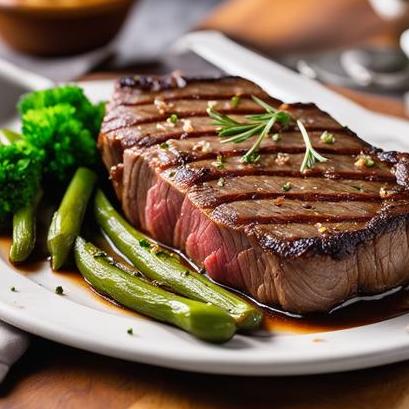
192 140 212 153
10 286 16 292
273 196 285 206
55 286 64 295
182 119 194 132
315 223 328 234
156 123 167 131
217 177 225 187
275 153 290 166
127 328 134 335
154 98 173 114
139 239 151 248
160 142 169 150
167 114 178 124
320 131 336 144
282 182 292 192
379 186 397 198
212 154 225 169
355 155 375 169
230 95 240 108
272 133 281 142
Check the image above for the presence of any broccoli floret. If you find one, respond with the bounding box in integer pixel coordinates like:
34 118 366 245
18 85 105 135
0 140 42 219
22 103 98 182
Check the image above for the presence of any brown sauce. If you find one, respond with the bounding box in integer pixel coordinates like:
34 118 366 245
2 227 409 334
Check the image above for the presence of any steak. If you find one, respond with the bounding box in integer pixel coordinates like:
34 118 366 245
98 72 409 314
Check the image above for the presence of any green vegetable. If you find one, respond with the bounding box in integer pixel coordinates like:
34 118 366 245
9 189 42 263
19 85 104 183
22 104 99 182
55 286 64 295
18 85 105 135
75 237 236 343
94 190 262 330
0 139 42 220
48 167 97 270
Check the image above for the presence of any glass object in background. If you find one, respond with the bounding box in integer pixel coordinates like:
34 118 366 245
298 0 409 93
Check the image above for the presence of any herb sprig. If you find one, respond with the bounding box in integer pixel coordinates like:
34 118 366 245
207 96 292 164
297 120 328 173
207 96 329 171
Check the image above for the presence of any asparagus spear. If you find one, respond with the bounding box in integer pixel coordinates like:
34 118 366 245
48 167 97 270
9 189 43 263
94 190 262 331
75 237 236 343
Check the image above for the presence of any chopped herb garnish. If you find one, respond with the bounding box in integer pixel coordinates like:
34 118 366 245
160 142 169 150
282 182 292 192
139 239 151 248
167 114 178 124
230 95 240 108
55 286 64 295
354 155 375 169
217 177 226 187
127 328 133 335
241 152 260 164
352 185 363 192
365 158 375 167
168 171 176 178
272 133 281 142
298 120 328 173
207 96 292 164
320 131 336 144
212 154 225 169
10 286 16 292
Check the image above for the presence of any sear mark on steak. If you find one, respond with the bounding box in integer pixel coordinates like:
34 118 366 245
98 73 409 313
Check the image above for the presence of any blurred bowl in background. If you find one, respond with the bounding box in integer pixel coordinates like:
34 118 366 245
0 0 136 56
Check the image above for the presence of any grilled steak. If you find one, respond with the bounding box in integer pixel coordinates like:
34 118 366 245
99 73 409 314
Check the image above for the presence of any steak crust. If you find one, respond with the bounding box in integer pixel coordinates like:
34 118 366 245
98 72 409 313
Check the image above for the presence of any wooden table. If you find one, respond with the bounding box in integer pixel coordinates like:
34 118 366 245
1 1 409 408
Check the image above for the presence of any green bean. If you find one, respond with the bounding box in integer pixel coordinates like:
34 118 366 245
94 190 262 330
9 189 42 263
48 167 97 270
74 237 236 343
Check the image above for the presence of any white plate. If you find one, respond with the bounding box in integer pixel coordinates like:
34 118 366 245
2 78 409 377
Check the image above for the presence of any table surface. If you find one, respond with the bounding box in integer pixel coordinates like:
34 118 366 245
2 1 409 408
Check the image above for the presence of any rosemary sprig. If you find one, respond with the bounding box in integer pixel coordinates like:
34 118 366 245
207 96 328 170
207 96 292 164
297 120 328 172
